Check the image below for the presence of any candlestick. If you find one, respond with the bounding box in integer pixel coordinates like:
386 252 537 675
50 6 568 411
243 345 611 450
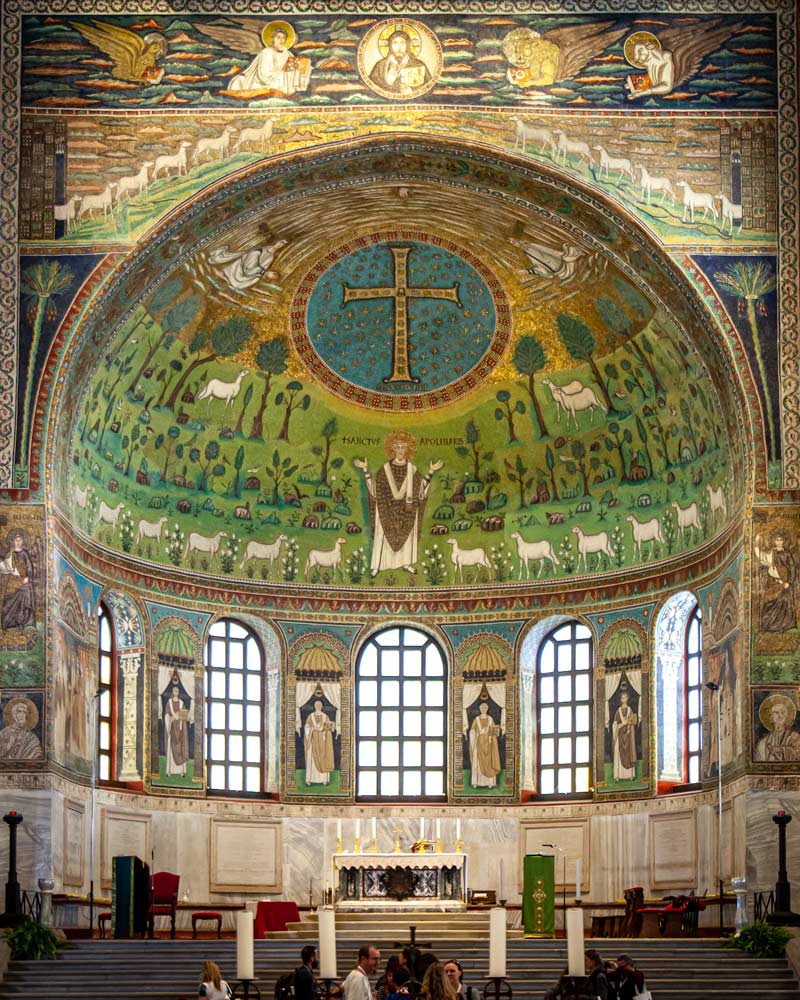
236 910 254 980
435 838 442 854
455 838 463 854
336 837 342 854
419 818 425 841
456 818 461 839
355 819 360 841
337 818 342 840
354 837 361 854
370 837 378 854
436 818 441 839
488 907 506 978
319 907 337 980
393 826 402 853
575 859 582 902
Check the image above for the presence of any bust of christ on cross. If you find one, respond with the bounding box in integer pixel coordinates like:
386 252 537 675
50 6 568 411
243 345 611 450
342 245 462 383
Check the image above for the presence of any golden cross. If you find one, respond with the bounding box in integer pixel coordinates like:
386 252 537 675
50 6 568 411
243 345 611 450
342 245 461 383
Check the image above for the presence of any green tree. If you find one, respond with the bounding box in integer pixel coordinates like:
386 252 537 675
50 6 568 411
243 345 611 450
560 440 593 496
249 338 288 439
166 316 253 411
313 417 338 486
494 390 525 444
512 335 549 437
456 419 492 483
231 444 246 498
157 359 183 407
680 398 700 459
612 276 651 323
714 261 778 460
503 454 532 509
275 380 311 442
19 259 74 462
96 395 116 454
128 292 201 394
264 449 299 506
555 312 615 412
604 421 629 480
619 358 647 396
635 415 654 477
154 426 181 482
234 382 254 437
121 423 141 477
79 382 102 443
190 440 220 491
544 444 559 501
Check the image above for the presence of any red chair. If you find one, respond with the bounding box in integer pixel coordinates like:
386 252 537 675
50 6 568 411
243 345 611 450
149 871 180 939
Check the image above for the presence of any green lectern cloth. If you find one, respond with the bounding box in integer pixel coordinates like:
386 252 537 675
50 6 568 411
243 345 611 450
523 853 555 937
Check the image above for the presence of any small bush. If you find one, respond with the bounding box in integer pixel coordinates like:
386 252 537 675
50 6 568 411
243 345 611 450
725 920 790 958
6 919 66 960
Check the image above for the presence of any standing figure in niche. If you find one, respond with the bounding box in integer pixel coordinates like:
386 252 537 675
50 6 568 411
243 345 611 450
355 431 442 578
754 532 798 632
304 700 335 785
0 529 36 630
164 683 190 777
611 689 638 781
468 702 501 788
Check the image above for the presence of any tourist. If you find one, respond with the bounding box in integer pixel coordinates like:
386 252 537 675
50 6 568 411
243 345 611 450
343 945 381 1000
443 960 481 1000
198 960 231 1000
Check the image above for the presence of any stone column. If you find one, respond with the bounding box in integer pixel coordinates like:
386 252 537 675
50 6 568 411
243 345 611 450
38 878 55 928
118 651 142 781
267 670 280 793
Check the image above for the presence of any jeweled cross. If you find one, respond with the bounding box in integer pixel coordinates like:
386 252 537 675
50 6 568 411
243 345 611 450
342 245 461 383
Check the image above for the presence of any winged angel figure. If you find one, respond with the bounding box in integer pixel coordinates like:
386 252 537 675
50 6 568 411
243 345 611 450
70 20 168 85
504 21 628 88
624 19 743 99
195 19 311 96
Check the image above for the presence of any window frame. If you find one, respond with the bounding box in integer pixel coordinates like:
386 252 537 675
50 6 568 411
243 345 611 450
684 604 703 784
535 620 593 799
97 602 116 784
355 625 448 803
204 617 266 798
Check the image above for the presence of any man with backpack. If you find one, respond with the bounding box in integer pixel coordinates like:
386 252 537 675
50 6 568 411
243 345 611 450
444 960 481 1000
275 945 320 1000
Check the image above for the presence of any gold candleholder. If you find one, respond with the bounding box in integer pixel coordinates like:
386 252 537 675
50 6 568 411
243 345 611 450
336 837 342 854
435 838 442 854
455 838 463 854
354 837 361 854
393 826 402 853
370 836 378 854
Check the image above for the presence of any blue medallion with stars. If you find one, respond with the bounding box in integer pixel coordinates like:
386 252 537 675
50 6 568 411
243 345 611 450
305 238 497 395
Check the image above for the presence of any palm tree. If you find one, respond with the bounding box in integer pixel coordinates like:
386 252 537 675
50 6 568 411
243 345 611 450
19 259 74 464
714 261 777 460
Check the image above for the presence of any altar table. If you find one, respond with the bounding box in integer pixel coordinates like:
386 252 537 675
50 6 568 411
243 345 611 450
333 852 466 910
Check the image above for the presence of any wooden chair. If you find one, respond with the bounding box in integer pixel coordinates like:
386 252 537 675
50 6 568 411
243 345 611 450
149 871 180 939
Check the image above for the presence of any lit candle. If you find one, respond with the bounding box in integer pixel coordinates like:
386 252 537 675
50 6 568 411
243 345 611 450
337 818 342 840
456 818 461 839
372 817 377 839
420 818 425 840
436 819 441 840
319 907 337 979
236 910 254 980
355 819 360 840
489 906 506 977
575 859 582 901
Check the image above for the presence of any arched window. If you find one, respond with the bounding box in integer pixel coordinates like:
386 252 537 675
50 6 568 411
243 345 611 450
537 621 593 796
97 603 115 782
356 625 446 801
685 604 703 784
655 591 702 787
204 618 264 795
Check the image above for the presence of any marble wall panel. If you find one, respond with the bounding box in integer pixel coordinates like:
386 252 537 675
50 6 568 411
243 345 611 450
745 789 800 893
0 790 52 889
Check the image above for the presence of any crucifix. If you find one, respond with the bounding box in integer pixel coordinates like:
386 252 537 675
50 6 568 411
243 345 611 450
392 925 431 988
342 245 461 384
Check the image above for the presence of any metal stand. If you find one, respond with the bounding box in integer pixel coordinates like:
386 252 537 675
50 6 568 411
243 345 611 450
767 810 800 926
482 978 512 1000
0 811 24 927
233 980 262 999
320 978 340 999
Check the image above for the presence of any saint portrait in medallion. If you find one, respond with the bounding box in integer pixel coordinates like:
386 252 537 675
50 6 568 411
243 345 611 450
358 19 442 100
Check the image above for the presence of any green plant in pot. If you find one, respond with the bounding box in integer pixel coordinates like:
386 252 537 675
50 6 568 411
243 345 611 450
725 920 791 958
4 919 65 960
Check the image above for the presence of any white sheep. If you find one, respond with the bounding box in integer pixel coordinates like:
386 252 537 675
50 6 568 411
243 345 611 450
637 164 676 205
511 116 556 155
54 195 82 233
677 181 719 224
192 126 236 164
446 538 492 582
136 516 167 545
552 130 594 168
239 534 287 570
78 184 117 221
571 526 614 571
152 141 192 180
233 117 277 154
96 501 125 528
305 538 346 579
715 193 743 236
510 532 559 579
671 501 701 543
196 370 248 408
593 146 635 183
115 161 153 203
184 530 227 559
626 514 664 560
74 483 90 509
706 484 727 525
